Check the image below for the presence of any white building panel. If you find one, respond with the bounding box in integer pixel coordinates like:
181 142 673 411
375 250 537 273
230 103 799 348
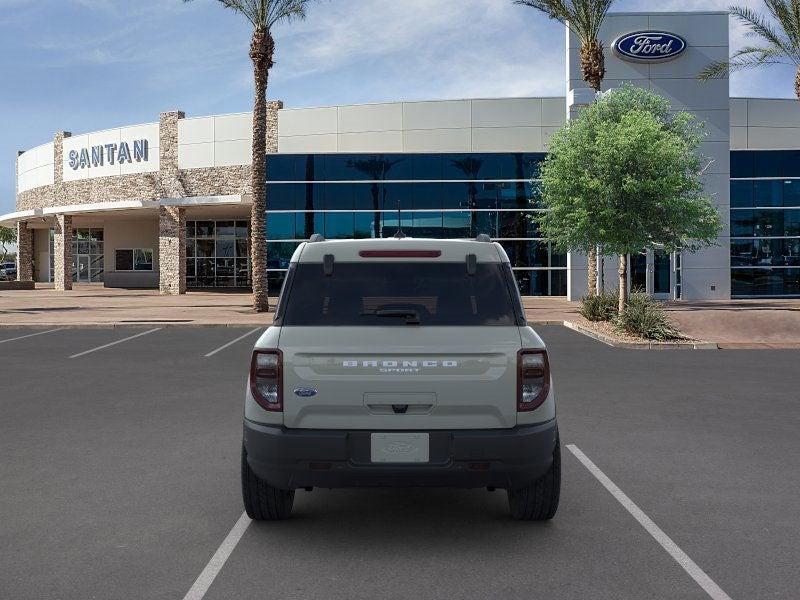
338 131 403 152
214 139 250 167
214 113 252 142
747 98 800 128
729 99 748 127
730 126 748 149
278 134 338 153
648 12 729 47
403 100 471 130
179 117 214 145
178 142 214 170
650 78 730 112
541 98 566 127
471 98 542 128
338 103 403 133
746 127 800 150
402 128 471 153
472 127 543 152
278 107 338 137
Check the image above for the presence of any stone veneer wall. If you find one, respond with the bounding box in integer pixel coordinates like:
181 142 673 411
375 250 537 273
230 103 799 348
158 206 186 295
53 214 73 291
15 222 33 281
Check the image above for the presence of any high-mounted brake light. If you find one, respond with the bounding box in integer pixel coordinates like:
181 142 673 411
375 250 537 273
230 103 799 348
358 250 442 258
250 349 283 411
517 349 550 411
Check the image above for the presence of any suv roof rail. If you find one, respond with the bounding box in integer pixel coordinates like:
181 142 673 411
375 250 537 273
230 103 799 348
308 233 326 243
476 233 492 242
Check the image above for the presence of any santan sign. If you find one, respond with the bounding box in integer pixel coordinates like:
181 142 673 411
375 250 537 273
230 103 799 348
68 139 149 170
613 31 687 62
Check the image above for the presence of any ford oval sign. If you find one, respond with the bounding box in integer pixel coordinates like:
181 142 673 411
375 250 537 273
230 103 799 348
294 387 318 397
613 31 687 63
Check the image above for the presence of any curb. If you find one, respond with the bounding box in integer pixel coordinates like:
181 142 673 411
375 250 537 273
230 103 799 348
562 321 718 350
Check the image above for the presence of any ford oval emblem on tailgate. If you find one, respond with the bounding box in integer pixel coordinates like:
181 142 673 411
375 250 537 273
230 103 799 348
294 387 318 397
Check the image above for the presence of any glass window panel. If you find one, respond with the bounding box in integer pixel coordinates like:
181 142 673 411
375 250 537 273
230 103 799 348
195 221 215 238
381 183 413 211
354 213 377 239
216 221 236 237
754 180 783 207
216 239 235 258
550 245 567 268
380 211 412 238
472 182 502 209
236 239 249 258
324 183 354 210
730 180 754 208
353 183 380 211
550 269 567 296
442 211 472 238
754 151 783 177
412 154 442 180
196 240 215 257
295 212 325 240
266 213 295 240
445 154 486 180
235 221 249 237
474 211 499 238
516 270 549 296
265 154 298 181
781 150 800 177
267 271 287 292
115 249 133 271
77 241 90 255
785 210 800 236
197 258 214 276
267 242 300 270
409 212 443 237
529 241 549 267
515 153 545 180
440 183 468 210
134 249 153 271
500 211 530 238
324 213 354 239
325 155 360 180
267 183 299 210
753 210 784 237
186 258 196 277
412 183 444 209
215 257 235 277
783 180 800 207
186 222 196 238
732 268 800 296
730 151 754 178
730 210 754 237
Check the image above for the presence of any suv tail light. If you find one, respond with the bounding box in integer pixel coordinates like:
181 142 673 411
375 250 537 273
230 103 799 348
250 349 283 411
517 349 550 411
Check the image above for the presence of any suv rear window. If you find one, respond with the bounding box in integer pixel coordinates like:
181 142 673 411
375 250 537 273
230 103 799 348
279 262 521 326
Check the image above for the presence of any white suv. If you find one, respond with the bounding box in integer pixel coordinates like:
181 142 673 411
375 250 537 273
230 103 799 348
242 237 560 521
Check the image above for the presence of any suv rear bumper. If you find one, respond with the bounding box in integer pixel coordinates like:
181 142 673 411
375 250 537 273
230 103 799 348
243 419 558 490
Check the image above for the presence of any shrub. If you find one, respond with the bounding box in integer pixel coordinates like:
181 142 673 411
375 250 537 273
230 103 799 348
580 290 619 322
614 293 684 340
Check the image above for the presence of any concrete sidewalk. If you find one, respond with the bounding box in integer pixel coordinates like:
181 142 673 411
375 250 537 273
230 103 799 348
1 285 798 347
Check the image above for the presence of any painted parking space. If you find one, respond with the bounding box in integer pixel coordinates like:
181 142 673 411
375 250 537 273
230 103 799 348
1 325 799 599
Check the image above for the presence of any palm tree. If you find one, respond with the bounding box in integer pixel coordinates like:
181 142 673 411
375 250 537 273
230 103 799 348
515 0 616 295
699 2 800 101
185 0 313 312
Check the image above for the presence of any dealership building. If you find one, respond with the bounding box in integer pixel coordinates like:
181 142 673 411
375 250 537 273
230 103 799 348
4 10 800 299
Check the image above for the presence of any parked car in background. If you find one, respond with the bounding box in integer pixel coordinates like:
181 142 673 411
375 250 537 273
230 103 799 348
0 262 16 281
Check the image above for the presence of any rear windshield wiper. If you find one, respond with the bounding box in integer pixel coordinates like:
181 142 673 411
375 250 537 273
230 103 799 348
360 309 421 324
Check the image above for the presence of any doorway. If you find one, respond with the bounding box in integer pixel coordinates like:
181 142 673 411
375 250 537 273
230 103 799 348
625 248 674 299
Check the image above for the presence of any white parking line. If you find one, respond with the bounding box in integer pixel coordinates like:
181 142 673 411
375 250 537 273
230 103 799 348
182 511 251 600
204 328 261 358
566 444 733 600
68 328 162 359
0 329 63 345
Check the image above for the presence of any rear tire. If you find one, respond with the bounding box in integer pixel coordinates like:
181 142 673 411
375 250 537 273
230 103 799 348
507 437 561 521
241 445 295 520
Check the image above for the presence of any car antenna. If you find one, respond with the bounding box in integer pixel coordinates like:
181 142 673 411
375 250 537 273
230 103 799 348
394 196 405 239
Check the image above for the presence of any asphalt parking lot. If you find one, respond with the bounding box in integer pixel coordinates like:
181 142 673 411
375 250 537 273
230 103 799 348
1 325 799 600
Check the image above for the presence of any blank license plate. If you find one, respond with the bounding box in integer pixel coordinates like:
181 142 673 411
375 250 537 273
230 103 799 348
370 433 429 463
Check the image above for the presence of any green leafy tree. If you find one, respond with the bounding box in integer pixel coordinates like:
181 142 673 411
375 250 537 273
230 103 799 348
536 85 722 313
0 226 15 263
184 0 314 311
699 2 800 100
515 0 616 294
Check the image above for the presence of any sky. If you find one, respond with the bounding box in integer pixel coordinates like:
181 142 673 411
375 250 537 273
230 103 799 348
1 0 797 216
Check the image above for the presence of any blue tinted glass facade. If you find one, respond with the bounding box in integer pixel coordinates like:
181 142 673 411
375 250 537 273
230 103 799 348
731 151 800 297
264 153 565 295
